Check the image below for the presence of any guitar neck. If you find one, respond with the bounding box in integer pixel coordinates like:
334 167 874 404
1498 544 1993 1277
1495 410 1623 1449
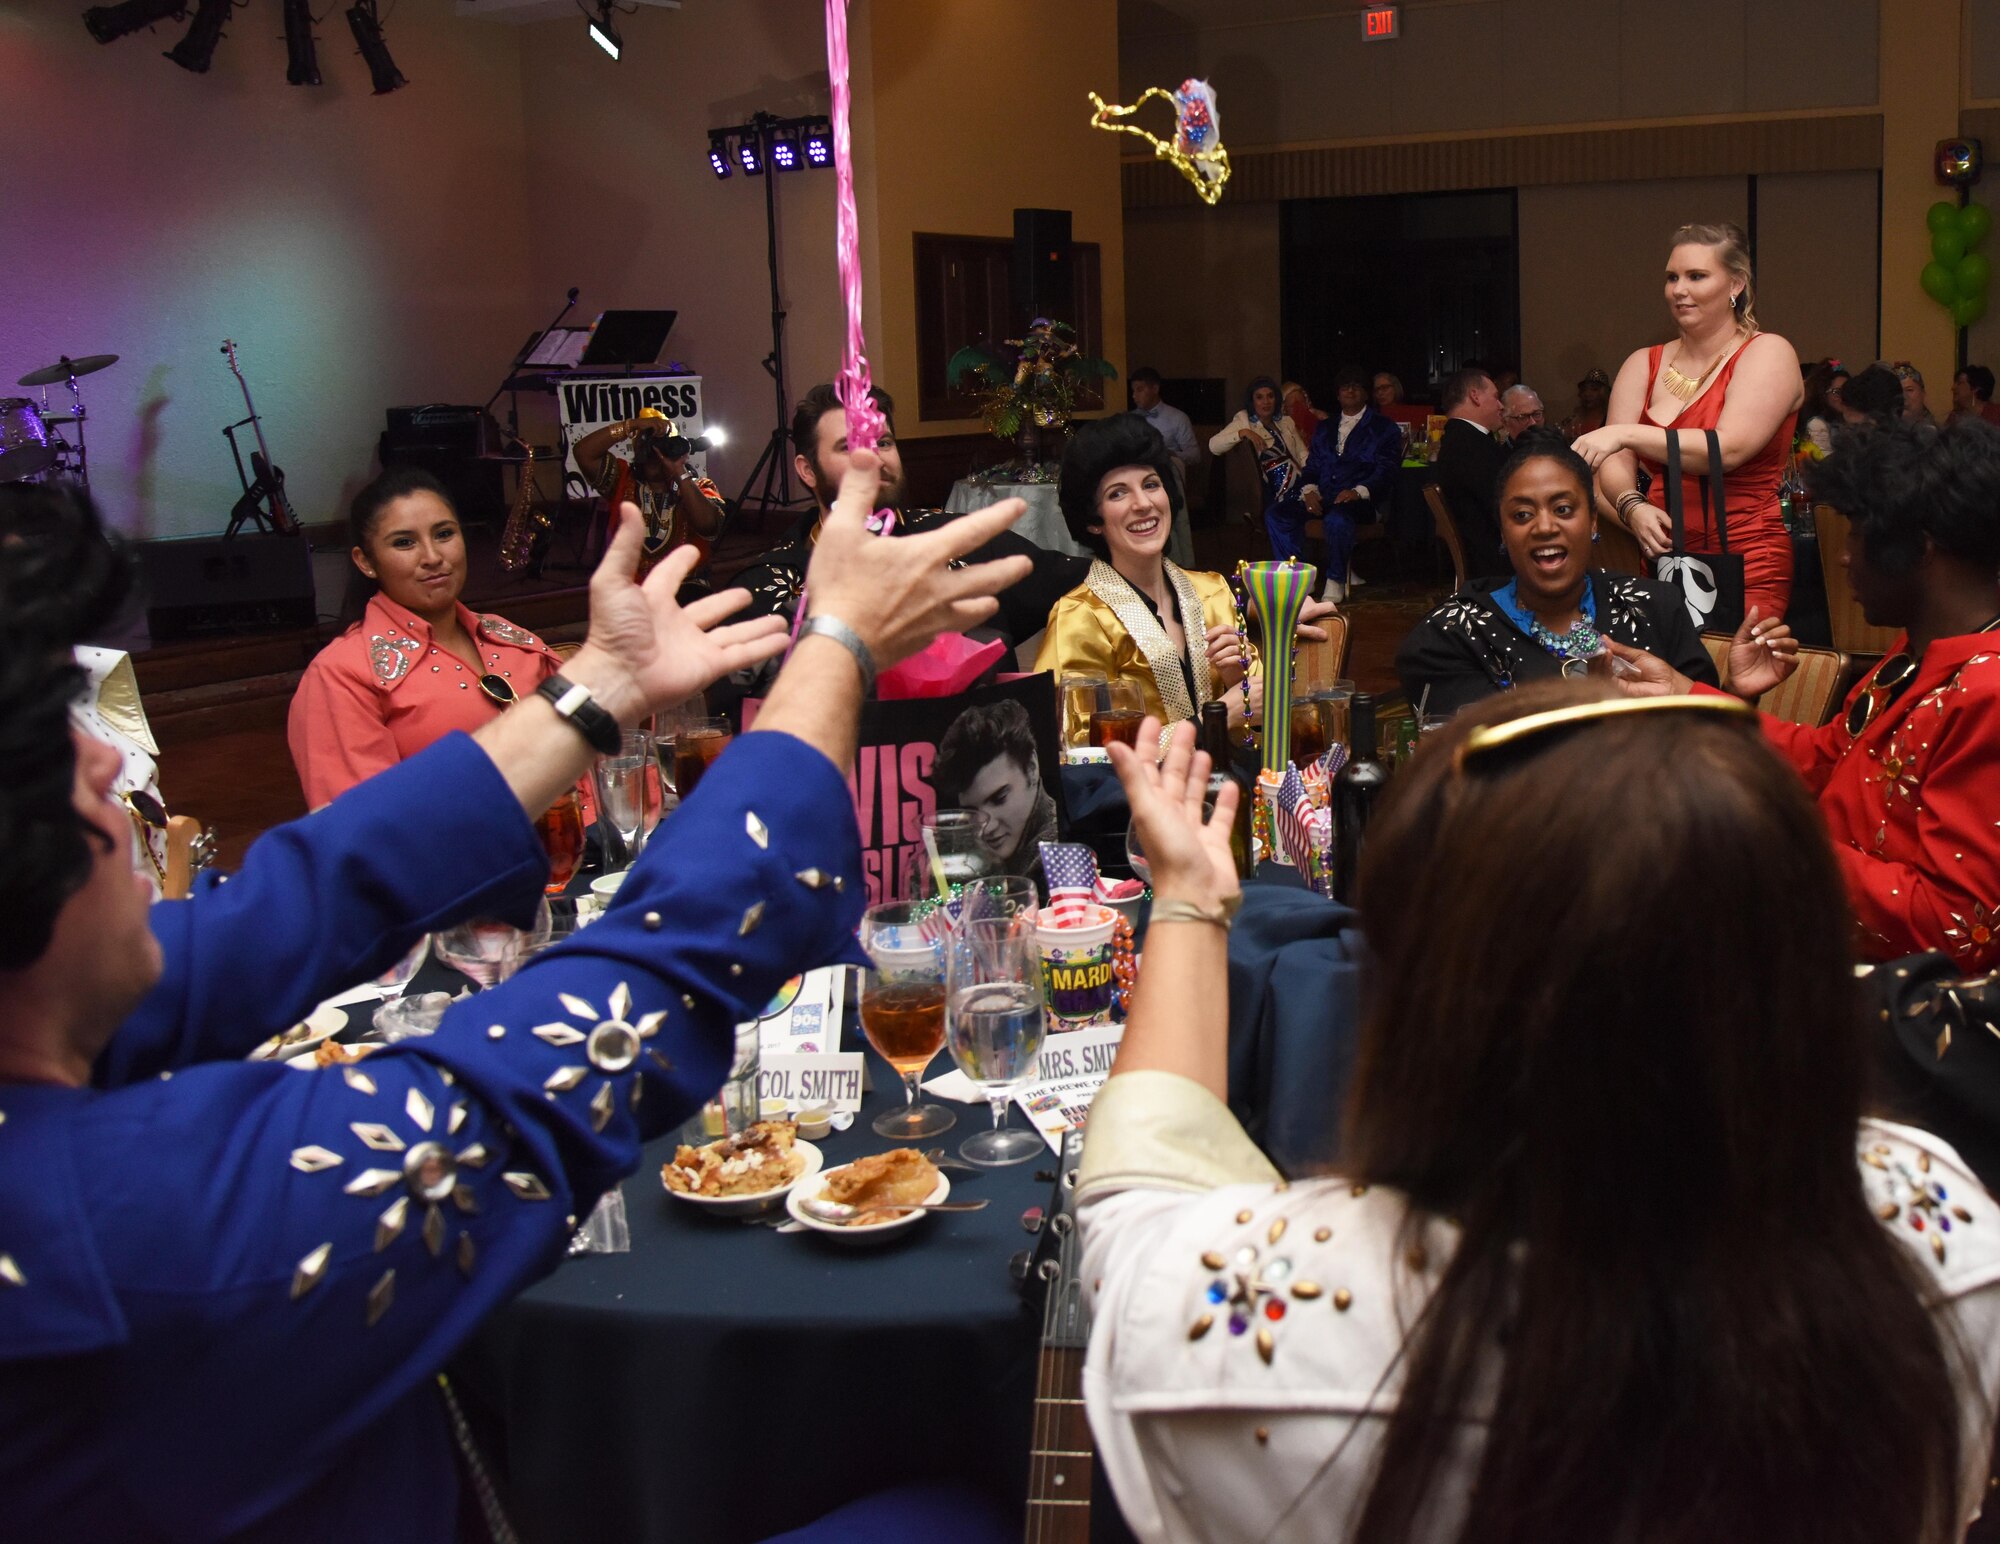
1026 1343 1093 1543
234 370 276 467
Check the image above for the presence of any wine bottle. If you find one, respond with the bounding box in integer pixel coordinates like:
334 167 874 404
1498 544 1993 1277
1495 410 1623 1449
1333 692 1387 906
1200 700 1256 880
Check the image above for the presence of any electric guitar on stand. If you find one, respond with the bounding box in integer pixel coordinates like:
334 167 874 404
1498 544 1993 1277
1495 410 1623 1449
220 340 300 537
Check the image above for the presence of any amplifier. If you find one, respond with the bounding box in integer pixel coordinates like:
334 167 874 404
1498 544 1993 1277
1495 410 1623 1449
385 403 483 439
140 536 317 643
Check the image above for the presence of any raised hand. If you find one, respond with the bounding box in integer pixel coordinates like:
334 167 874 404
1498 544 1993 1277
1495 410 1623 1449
802 449 1031 669
1601 637 1692 697
569 503 790 724
1106 718 1241 911
1724 606 1799 701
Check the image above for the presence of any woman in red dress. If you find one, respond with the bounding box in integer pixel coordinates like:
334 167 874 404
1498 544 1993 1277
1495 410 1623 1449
1575 221 1804 621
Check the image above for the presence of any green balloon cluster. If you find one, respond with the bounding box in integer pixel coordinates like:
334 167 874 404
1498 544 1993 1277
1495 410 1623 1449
1924 200 1993 327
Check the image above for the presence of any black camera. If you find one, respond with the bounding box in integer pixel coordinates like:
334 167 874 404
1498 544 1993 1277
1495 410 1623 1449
634 425 715 462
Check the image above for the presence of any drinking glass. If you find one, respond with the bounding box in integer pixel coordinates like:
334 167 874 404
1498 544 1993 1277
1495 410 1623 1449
1089 679 1146 750
957 875 1040 926
435 900 553 989
1294 677 1354 768
944 914 1049 1166
1058 671 1107 750
372 933 430 1000
535 788 586 895
664 717 732 803
593 729 657 870
922 810 995 897
857 901 955 1139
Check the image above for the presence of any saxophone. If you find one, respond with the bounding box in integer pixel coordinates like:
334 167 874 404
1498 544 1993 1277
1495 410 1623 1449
498 437 550 574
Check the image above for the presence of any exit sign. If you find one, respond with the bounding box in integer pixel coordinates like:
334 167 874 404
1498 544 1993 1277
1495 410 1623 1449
1363 5 1400 39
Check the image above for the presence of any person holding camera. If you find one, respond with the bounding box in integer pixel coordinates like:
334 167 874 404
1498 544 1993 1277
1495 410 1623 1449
572 407 727 571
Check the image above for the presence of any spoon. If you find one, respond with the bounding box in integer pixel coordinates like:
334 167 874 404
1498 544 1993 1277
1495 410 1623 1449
920 1147 982 1173
797 1196 989 1223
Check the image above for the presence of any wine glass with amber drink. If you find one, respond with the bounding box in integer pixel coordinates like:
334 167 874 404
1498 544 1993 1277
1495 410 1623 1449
857 901 955 1139
535 788 586 895
662 717 732 804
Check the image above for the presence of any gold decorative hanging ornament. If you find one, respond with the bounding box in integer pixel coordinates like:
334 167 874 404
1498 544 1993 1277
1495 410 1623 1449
1089 79 1230 205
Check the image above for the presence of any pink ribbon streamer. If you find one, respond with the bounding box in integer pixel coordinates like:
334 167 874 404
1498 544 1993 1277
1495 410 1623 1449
825 0 884 455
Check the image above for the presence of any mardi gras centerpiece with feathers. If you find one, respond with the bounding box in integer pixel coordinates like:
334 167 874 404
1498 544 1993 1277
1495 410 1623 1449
947 318 1118 474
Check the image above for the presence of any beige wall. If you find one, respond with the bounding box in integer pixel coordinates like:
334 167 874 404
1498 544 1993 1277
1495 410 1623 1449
864 0 1127 439
1119 0 1878 150
0 0 534 539
1754 171 1881 369
514 0 845 492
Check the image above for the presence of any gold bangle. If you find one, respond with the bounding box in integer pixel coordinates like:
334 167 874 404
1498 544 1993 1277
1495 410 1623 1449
1149 895 1241 930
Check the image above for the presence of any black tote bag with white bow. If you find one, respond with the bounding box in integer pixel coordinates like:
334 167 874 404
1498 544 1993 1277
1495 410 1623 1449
1654 428 1748 635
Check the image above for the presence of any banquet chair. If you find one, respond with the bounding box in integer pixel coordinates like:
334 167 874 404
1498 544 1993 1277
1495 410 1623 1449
1594 516 1650 577
1423 483 1469 591
1295 611 1350 686
1701 632 1851 726
1814 503 1900 654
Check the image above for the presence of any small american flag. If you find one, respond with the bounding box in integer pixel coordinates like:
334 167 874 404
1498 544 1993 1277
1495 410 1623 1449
1040 842 1100 927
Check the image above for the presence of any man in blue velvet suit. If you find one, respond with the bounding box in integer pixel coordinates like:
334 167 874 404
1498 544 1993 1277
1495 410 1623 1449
1297 366 1404 601
0 461 1030 1542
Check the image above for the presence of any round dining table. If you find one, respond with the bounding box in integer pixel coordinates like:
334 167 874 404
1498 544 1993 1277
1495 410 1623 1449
454 1029 1055 1543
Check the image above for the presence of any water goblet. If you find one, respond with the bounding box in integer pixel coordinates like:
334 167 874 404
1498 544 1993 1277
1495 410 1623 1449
944 913 1049 1166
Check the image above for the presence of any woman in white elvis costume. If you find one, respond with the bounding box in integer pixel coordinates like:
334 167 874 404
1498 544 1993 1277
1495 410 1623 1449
1079 684 2000 1544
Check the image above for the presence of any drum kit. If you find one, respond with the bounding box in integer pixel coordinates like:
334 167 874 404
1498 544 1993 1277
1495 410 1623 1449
0 352 118 492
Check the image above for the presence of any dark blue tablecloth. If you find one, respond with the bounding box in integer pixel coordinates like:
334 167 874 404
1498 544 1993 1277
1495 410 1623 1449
458 1037 1049 1544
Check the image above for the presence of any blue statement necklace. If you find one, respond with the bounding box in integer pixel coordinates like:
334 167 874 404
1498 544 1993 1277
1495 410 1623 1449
1495 580 1600 662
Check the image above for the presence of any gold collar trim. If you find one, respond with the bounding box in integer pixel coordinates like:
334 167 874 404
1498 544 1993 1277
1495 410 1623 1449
1084 560 1211 723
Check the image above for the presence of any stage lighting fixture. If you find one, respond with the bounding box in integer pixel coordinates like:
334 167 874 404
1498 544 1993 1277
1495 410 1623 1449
283 0 320 85
708 132 732 179
769 127 800 172
736 133 764 176
163 0 231 72
802 120 832 168
587 3 621 60
82 0 184 44
346 2 406 94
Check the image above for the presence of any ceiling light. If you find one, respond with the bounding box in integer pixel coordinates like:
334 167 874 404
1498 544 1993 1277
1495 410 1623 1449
81 0 184 44
588 3 621 60
345 2 405 94
283 0 320 85
802 120 832 168
163 0 231 72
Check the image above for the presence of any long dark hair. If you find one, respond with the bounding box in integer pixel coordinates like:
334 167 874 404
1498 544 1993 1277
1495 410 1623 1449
1343 680 1965 1544
1243 374 1284 431
338 465 456 626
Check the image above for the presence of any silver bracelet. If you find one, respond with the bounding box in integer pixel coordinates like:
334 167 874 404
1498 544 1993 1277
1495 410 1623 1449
799 615 878 695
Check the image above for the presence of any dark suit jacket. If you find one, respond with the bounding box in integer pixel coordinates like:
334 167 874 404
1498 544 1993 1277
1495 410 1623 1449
1434 417 1508 578
1300 406 1403 510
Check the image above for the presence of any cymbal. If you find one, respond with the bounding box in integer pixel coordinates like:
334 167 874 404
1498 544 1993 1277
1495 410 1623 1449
18 353 118 387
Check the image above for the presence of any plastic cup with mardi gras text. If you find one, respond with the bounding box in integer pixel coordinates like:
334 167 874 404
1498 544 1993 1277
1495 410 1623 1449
1033 902 1119 1029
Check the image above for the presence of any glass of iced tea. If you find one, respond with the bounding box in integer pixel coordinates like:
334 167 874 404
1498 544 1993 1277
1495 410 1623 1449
1059 672 1107 750
857 901 956 1138
535 788 586 895
1089 678 1146 749
665 718 732 802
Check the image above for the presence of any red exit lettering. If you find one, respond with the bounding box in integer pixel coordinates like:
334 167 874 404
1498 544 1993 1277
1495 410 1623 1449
1363 6 1399 39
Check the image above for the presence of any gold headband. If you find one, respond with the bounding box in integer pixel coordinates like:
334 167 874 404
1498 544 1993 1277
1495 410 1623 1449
1453 694 1756 774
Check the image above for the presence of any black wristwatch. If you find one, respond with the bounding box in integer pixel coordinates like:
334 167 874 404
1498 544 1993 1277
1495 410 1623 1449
535 672 622 755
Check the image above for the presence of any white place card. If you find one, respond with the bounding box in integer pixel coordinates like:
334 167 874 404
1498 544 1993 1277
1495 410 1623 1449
1012 1024 1126 1152
758 1052 866 1114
